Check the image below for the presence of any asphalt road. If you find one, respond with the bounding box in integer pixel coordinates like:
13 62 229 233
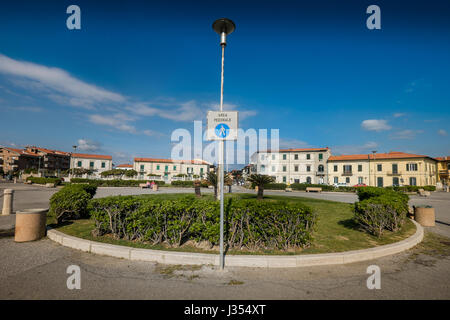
1 182 449 299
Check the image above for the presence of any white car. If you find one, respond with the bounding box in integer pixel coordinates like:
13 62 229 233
333 182 348 188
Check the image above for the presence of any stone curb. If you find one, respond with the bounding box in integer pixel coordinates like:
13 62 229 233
47 220 423 268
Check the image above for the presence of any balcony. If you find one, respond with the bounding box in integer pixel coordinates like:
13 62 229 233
316 171 325 176
439 170 449 177
387 171 401 176
342 171 353 176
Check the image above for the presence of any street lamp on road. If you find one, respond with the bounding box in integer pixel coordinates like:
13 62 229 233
212 17 235 270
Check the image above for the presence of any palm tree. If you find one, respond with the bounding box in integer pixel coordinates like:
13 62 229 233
246 174 275 200
206 171 232 200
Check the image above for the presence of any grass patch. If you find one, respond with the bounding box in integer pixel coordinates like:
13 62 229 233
155 264 202 278
52 193 417 255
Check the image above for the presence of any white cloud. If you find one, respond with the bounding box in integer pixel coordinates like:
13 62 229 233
89 114 137 134
361 119 391 132
279 138 310 149
438 129 448 136
77 139 101 152
393 113 406 118
0 54 125 108
390 129 423 140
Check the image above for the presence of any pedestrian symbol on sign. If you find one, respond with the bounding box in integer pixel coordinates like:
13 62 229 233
215 123 230 138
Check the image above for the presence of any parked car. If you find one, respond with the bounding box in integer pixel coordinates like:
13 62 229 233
333 182 348 188
353 183 367 187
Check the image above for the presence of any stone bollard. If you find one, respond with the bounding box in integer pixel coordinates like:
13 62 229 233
2 189 14 215
414 206 435 227
14 209 48 242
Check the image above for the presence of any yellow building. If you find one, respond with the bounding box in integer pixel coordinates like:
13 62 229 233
436 156 450 188
327 151 437 187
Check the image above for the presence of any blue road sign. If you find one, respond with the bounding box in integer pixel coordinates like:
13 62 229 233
215 123 230 138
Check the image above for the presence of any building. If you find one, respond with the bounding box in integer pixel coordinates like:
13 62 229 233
436 156 450 189
250 148 331 184
70 153 113 177
115 164 134 170
327 151 437 187
24 146 71 173
0 147 41 174
133 158 210 181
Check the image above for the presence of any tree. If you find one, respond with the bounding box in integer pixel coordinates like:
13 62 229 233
206 171 232 200
124 169 138 178
246 174 275 200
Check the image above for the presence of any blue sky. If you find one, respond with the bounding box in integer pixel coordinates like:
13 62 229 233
1 0 449 165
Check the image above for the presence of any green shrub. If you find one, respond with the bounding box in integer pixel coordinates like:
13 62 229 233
171 180 194 187
290 183 334 191
49 184 96 224
26 176 62 185
88 196 317 250
264 183 287 190
70 178 165 187
354 187 409 237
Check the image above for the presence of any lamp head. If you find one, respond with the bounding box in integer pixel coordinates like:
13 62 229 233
212 18 236 46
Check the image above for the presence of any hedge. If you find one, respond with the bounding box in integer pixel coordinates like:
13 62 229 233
385 185 436 192
88 196 317 251
26 176 62 185
290 183 335 191
70 178 165 187
354 187 409 237
49 184 97 224
264 183 287 190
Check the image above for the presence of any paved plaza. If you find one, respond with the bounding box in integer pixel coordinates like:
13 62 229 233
1 182 449 299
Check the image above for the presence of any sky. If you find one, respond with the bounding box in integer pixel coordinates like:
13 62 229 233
0 0 449 166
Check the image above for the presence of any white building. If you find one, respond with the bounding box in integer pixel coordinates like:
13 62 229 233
133 158 210 181
250 148 331 184
70 153 113 177
116 164 134 171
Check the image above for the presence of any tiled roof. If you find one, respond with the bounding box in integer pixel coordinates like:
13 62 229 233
134 158 209 165
26 146 70 156
116 164 133 168
435 156 450 161
328 151 433 161
72 153 112 160
257 147 329 153
1 147 40 157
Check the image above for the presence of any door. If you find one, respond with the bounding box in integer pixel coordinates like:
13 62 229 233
393 177 399 186
377 177 383 187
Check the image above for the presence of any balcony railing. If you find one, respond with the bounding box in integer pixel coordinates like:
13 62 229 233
316 171 325 176
439 170 449 176
342 171 353 176
387 171 401 176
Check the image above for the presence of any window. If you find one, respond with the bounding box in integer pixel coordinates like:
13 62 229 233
261 165 265 172
165 165 169 172
345 177 350 183
282 176 287 183
283 154 287 160
318 164 324 172
272 154 275 160
101 162 105 168
272 166 275 172
306 177 312 184
358 164 362 172
334 177 338 183
406 163 418 171
358 177 363 184
306 165 311 172
343 165 352 173
334 165 338 172
319 153 323 160
77 161 82 167
156 165 160 170
282 165 286 172
377 164 382 172
90 161 94 167
200 168 203 174
409 177 417 186
294 154 298 160
377 177 384 187
294 165 298 172
140 164 144 171
393 177 399 186
306 154 310 160
392 164 398 174
174 166 177 170
261 154 265 161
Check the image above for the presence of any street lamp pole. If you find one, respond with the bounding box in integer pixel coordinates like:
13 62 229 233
213 18 235 270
